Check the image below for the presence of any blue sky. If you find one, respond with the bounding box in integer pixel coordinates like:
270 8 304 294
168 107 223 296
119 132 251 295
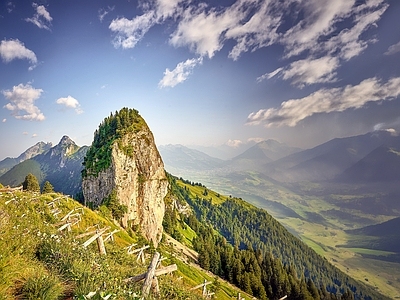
1 0 400 160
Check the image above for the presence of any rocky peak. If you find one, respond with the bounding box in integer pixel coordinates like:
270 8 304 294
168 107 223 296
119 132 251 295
51 135 79 158
17 141 52 162
82 108 168 247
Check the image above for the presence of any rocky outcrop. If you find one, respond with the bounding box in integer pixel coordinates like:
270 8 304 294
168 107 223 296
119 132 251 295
82 115 168 247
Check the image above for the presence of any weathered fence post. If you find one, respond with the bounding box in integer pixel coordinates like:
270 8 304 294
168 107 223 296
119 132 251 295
142 252 160 298
96 232 107 255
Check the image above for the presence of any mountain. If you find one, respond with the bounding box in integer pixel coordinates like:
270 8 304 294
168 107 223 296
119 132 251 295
347 216 400 237
266 130 400 182
159 144 224 171
0 136 87 196
0 141 52 176
225 139 301 172
337 145 400 182
344 217 400 261
236 139 302 161
160 140 301 176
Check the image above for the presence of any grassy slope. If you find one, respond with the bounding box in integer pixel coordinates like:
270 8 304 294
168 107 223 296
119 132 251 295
0 190 251 300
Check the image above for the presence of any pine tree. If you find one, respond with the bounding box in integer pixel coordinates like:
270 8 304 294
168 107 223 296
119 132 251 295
42 181 54 193
22 173 40 192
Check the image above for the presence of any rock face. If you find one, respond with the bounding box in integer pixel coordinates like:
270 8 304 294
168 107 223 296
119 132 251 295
82 115 168 247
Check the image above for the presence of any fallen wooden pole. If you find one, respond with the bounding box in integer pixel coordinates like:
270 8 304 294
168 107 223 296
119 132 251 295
103 229 119 242
82 227 109 248
191 280 212 291
123 264 177 283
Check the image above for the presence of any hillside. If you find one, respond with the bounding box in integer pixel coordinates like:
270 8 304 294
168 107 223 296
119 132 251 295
165 176 387 300
0 136 87 196
343 217 400 262
159 131 400 298
0 188 253 300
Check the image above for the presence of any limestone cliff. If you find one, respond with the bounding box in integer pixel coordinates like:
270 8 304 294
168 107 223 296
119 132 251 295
82 108 167 247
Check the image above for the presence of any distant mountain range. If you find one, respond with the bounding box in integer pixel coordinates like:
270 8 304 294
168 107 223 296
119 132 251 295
2 129 400 205
0 141 52 176
158 144 224 171
160 130 400 184
0 136 88 196
268 130 400 182
159 130 400 231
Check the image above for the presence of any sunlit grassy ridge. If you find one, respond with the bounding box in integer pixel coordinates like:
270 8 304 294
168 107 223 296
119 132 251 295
0 190 252 300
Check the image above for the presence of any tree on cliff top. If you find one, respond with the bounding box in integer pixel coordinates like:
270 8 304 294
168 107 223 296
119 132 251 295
82 107 146 178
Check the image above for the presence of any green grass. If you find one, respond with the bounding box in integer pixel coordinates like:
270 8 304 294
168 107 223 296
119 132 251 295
175 222 197 248
344 248 397 257
0 189 254 300
177 181 228 205
301 236 326 256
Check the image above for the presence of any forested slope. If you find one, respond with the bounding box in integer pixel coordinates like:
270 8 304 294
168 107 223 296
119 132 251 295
165 175 388 300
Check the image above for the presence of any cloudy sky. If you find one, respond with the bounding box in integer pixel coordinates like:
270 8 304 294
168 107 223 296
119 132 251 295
1 0 400 160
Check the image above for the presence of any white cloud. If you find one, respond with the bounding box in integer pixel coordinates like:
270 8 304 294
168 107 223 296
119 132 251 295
225 139 243 148
0 39 38 70
26 3 53 30
99 6 114 23
258 57 339 87
56 96 83 114
226 0 283 61
257 67 283 82
284 57 339 87
108 0 185 49
385 41 400 56
7 2 15 13
170 2 245 58
2 83 45 121
32 133 37 137
247 137 264 144
159 57 203 88
321 1 388 61
108 0 389 87
247 77 400 128
155 0 184 20
281 0 355 58
2 118 6 123
22 132 28 135
384 128 398 136
109 11 155 49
